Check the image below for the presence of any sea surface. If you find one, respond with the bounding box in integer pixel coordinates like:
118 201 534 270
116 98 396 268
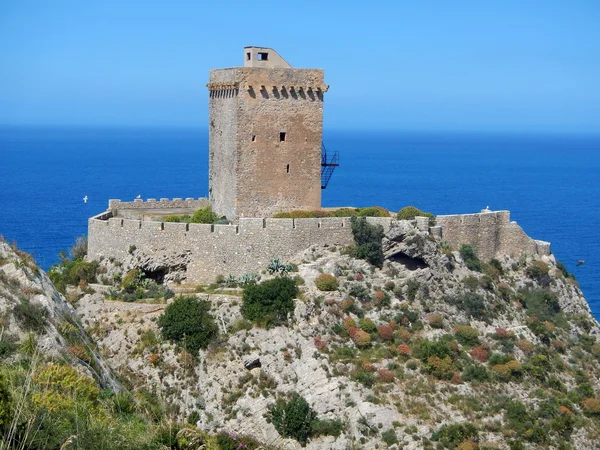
1 126 599 320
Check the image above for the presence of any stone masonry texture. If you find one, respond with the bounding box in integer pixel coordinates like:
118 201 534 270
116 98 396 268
88 202 549 285
208 67 326 219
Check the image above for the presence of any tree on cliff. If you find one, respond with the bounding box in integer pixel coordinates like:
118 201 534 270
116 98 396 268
350 216 384 267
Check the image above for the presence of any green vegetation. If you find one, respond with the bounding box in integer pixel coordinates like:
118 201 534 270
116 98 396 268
273 206 390 218
396 206 435 224
445 292 488 320
12 299 48 332
241 277 298 327
350 216 384 267
315 273 338 291
267 392 342 445
164 205 225 224
432 422 478 448
157 295 218 354
459 244 482 272
0 361 181 450
48 258 99 294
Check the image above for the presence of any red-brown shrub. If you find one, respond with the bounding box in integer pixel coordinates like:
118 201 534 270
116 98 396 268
377 368 395 383
377 325 394 341
469 345 489 363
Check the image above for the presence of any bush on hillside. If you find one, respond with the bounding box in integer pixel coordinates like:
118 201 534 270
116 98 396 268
241 277 298 327
315 273 338 291
445 292 488 320
267 393 342 445
157 296 218 354
13 299 48 332
526 260 550 282
432 423 478 448
48 258 99 294
350 216 384 268
396 206 435 224
268 393 316 445
459 244 482 272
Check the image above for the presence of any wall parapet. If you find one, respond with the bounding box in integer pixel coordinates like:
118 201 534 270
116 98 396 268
435 210 550 261
108 198 209 211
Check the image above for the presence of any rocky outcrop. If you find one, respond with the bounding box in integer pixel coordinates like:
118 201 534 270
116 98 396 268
0 240 120 391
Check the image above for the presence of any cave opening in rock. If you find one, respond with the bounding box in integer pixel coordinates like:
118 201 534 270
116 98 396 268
388 253 428 270
142 268 167 284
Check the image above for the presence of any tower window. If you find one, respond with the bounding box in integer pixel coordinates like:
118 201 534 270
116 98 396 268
246 52 251 61
258 52 269 61
286 164 290 173
279 132 286 142
251 135 256 142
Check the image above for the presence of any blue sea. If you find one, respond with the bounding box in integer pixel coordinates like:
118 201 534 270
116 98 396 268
1 126 599 320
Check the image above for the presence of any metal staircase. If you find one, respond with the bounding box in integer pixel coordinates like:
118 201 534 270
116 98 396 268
321 142 339 189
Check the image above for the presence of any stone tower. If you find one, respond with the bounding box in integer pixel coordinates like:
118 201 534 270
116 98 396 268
208 46 328 219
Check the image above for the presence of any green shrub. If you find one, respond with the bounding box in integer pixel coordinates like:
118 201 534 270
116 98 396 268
445 292 488 320
459 244 481 272
191 206 219 224
13 299 48 332
241 277 298 327
405 279 420 301
310 418 344 438
164 214 190 222
426 355 455 380
157 296 218 354
357 206 389 217
121 269 144 293
462 364 490 382
396 206 435 224
518 289 560 321
526 260 550 281
48 258 99 293
315 273 338 291
433 423 478 448
412 338 454 362
330 208 359 217
454 325 480 347
359 318 377 333
268 393 317 445
351 216 384 267
0 374 12 428
381 429 398 446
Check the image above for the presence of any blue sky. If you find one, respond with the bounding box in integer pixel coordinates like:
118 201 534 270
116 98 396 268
1 1 599 132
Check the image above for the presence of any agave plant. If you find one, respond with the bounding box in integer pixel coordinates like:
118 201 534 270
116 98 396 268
238 273 258 285
267 258 294 276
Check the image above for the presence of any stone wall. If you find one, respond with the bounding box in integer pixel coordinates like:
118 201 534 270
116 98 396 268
435 210 551 261
88 201 551 284
88 212 392 284
108 198 209 220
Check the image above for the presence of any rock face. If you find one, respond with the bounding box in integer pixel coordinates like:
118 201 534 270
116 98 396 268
0 240 120 391
74 220 600 449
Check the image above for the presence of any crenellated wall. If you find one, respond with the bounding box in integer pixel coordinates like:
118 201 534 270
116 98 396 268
88 208 392 283
434 210 550 261
88 200 550 284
